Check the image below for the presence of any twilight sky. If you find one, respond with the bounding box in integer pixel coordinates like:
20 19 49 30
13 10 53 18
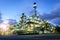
0 0 60 25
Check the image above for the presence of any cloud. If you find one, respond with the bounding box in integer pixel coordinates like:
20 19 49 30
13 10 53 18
41 8 60 20
40 8 60 25
51 18 60 25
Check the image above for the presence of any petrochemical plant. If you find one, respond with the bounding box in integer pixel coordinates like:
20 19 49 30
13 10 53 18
0 2 56 36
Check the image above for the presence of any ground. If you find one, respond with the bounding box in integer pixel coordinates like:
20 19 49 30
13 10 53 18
0 34 60 40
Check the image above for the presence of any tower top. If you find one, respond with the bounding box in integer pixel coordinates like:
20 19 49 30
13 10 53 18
33 2 37 17
21 13 26 18
33 2 37 9
22 13 24 16
34 2 36 4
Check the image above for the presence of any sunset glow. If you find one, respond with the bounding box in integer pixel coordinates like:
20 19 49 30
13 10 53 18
0 20 9 32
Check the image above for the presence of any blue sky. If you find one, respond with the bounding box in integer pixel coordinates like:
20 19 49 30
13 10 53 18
0 0 60 25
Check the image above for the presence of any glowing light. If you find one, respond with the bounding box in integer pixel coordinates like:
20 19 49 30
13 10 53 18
0 20 9 32
3 20 9 24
